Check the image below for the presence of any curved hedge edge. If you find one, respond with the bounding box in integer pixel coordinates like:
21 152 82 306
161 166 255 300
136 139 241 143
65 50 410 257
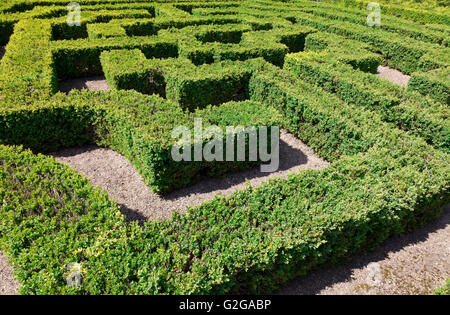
1 130 449 294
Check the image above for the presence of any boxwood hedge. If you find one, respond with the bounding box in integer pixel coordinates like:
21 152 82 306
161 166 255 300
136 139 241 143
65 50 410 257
0 0 449 295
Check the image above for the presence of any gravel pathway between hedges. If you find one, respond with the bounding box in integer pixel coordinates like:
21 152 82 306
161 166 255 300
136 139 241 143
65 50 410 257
280 205 450 295
376 65 410 87
1 131 448 294
0 252 18 295
50 130 329 222
58 76 109 93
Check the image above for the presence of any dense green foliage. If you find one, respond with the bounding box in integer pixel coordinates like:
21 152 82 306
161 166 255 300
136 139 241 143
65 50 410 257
304 32 381 73
408 67 450 105
0 0 449 295
101 50 260 109
433 279 450 295
322 0 450 24
284 52 450 152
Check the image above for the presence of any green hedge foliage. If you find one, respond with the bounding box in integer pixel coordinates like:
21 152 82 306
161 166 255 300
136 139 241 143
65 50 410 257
289 9 450 74
433 279 450 295
1 88 281 194
321 0 450 25
52 35 178 80
249 60 391 161
295 3 448 46
87 23 127 39
2 86 449 294
304 32 381 73
408 67 450 105
101 50 265 110
284 52 450 152
0 19 56 105
158 23 289 66
0 0 449 295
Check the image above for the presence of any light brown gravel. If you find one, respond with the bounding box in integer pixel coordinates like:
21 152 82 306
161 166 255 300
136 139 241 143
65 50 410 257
50 130 329 222
58 76 109 93
280 205 450 295
376 65 410 87
1 138 448 294
0 252 18 295
0 130 326 294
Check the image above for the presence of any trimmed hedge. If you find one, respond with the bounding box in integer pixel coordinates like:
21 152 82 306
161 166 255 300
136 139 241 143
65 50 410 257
87 23 127 39
322 0 450 25
100 48 168 96
283 52 450 152
0 144 129 295
0 0 449 296
1 88 281 194
250 61 388 160
0 19 56 105
408 67 450 105
52 35 178 80
325 19 449 74
296 3 448 46
304 31 381 73
92 92 281 193
290 9 450 74
1 85 449 294
158 23 287 66
101 50 262 110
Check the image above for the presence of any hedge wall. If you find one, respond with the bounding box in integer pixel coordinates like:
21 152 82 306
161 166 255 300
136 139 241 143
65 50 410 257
284 52 450 152
304 31 381 73
408 67 450 105
1 75 449 293
0 0 449 295
288 8 450 74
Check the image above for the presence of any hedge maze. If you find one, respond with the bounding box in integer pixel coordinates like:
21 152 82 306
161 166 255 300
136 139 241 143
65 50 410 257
0 0 449 294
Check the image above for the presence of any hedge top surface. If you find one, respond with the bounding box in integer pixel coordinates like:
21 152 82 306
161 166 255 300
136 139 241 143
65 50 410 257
0 0 449 295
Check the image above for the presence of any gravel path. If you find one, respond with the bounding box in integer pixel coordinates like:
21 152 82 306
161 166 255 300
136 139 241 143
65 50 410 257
50 130 329 222
0 130 327 293
280 205 450 295
58 76 109 93
2 205 447 295
1 130 447 294
376 65 410 87
0 252 18 295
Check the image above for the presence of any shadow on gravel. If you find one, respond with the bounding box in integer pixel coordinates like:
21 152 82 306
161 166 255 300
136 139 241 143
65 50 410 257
50 145 99 158
58 76 109 93
164 138 309 199
278 205 450 295
49 130 328 222
118 203 149 226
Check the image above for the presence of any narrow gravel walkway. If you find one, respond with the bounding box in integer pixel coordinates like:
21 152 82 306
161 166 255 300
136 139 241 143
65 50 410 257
0 131 327 294
50 130 329 222
58 76 109 93
376 65 410 87
0 252 19 295
280 206 450 295
1 131 447 294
